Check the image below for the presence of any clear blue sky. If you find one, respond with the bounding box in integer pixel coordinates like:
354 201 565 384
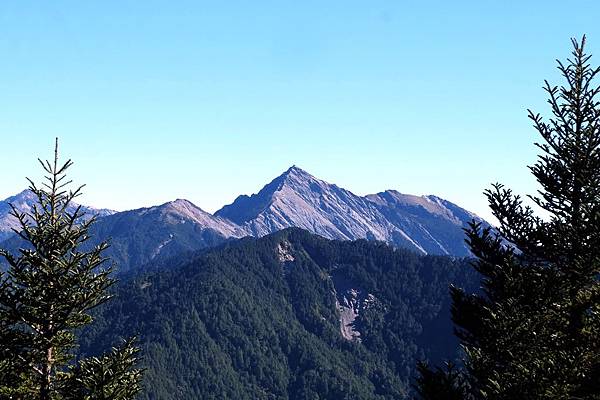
1 1 598 222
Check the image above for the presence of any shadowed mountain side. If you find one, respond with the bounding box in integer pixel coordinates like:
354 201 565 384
87 199 249 274
0 198 248 275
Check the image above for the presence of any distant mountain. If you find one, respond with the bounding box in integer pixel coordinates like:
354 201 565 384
365 191 484 256
87 199 248 274
1 167 488 274
0 190 114 242
216 166 486 256
217 166 398 239
79 228 480 399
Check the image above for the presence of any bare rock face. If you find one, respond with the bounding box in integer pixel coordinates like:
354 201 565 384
335 287 363 342
365 191 488 256
331 272 379 342
276 240 295 263
216 166 488 256
158 199 248 239
218 166 394 241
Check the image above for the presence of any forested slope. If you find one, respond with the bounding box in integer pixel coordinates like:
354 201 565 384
79 228 479 399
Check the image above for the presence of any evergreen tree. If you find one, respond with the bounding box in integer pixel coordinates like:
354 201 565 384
417 36 600 400
0 140 143 399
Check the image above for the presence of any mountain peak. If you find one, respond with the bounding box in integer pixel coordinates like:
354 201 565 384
279 165 315 183
215 169 489 256
3 189 36 204
155 198 208 219
215 166 322 225
216 166 390 240
168 198 197 208
0 189 115 242
286 164 301 173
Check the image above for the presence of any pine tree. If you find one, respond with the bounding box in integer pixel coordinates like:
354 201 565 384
417 36 600 399
0 140 143 399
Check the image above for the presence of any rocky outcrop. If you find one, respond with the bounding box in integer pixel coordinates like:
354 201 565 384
331 272 379 342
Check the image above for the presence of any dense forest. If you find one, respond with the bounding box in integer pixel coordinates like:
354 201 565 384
78 228 479 399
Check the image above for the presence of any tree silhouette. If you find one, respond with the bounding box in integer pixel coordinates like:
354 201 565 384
417 36 600 399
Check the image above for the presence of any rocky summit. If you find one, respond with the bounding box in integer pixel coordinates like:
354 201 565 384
216 166 486 256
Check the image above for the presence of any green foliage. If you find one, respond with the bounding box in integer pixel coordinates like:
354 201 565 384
63 338 143 400
417 37 600 399
0 141 143 399
79 228 478 399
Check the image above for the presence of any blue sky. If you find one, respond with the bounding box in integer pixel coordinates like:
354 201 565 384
0 1 598 221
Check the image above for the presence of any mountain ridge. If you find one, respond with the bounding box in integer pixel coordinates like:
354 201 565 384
215 166 486 256
86 198 248 274
1 166 489 273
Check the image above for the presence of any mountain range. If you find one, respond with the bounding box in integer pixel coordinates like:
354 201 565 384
0 170 487 398
0 166 487 273
216 166 484 256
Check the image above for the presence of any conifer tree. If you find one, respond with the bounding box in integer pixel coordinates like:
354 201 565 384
417 36 600 399
0 140 143 399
